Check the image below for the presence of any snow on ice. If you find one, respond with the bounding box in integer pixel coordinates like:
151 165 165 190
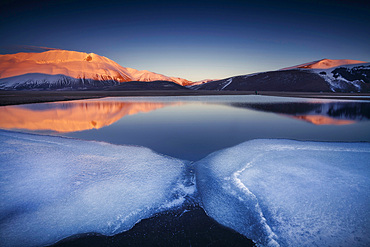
0 130 191 247
195 139 370 247
1 130 369 247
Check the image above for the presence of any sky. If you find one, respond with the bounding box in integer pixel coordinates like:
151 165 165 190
0 0 369 81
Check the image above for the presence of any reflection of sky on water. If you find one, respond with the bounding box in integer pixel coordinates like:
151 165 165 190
74 103 368 160
0 96 369 160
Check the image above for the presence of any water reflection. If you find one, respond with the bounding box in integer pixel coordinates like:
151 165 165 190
0 97 369 160
230 102 370 125
0 99 369 134
0 101 172 132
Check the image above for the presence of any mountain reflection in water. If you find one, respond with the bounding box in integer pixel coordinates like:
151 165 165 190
230 102 370 125
0 99 369 134
0 101 172 132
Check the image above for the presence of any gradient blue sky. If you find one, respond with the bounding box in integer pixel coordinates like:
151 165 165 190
1 0 369 81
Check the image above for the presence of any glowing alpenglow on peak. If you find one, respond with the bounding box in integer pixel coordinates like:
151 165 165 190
281 59 367 70
0 50 192 88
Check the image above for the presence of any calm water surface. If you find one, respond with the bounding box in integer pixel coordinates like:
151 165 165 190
1 95 369 160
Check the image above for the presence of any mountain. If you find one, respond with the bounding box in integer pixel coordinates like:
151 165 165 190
102 80 190 91
280 59 366 70
188 79 218 87
193 59 370 92
0 50 192 90
1 52 369 92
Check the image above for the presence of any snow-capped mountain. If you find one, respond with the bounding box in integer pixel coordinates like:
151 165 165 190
0 50 192 89
1 52 368 92
194 59 369 92
296 61 370 92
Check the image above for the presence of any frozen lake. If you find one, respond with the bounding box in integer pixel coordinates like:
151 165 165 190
0 95 369 247
1 95 369 161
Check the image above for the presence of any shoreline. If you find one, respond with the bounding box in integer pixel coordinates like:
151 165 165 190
51 204 256 247
1 90 369 106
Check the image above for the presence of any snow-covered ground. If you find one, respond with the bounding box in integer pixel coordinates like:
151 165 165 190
0 130 369 247
196 139 370 246
0 130 194 247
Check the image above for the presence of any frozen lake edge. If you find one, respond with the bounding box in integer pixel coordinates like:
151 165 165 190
1 130 369 246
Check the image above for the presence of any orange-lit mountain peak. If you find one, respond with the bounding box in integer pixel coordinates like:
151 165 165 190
0 49 192 86
281 59 367 70
0 50 131 81
1 50 95 63
303 59 366 69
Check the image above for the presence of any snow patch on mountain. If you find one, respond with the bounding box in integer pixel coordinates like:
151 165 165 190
220 78 233 90
280 59 369 92
308 63 370 92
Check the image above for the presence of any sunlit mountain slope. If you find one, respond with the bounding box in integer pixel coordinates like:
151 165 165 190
0 50 192 89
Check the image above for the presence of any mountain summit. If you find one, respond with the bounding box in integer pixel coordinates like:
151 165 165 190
281 59 366 70
0 50 192 89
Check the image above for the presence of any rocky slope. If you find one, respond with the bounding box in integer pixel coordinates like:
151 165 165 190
192 59 369 92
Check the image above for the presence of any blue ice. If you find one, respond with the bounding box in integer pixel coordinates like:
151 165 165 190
0 130 192 247
1 130 369 247
195 139 370 246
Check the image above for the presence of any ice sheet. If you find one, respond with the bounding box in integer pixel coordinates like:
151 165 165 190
0 130 191 247
1 129 369 247
195 139 370 246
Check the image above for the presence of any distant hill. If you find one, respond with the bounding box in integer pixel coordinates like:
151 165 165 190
280 59 366 70
102 80 190 91
192 59 369 92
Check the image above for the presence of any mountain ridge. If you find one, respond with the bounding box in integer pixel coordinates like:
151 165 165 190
193 60 370 92
281 59 366 70
0 50 368 92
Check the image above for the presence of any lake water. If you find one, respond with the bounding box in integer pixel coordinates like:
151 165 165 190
1 95 369 247
1 95 369 160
